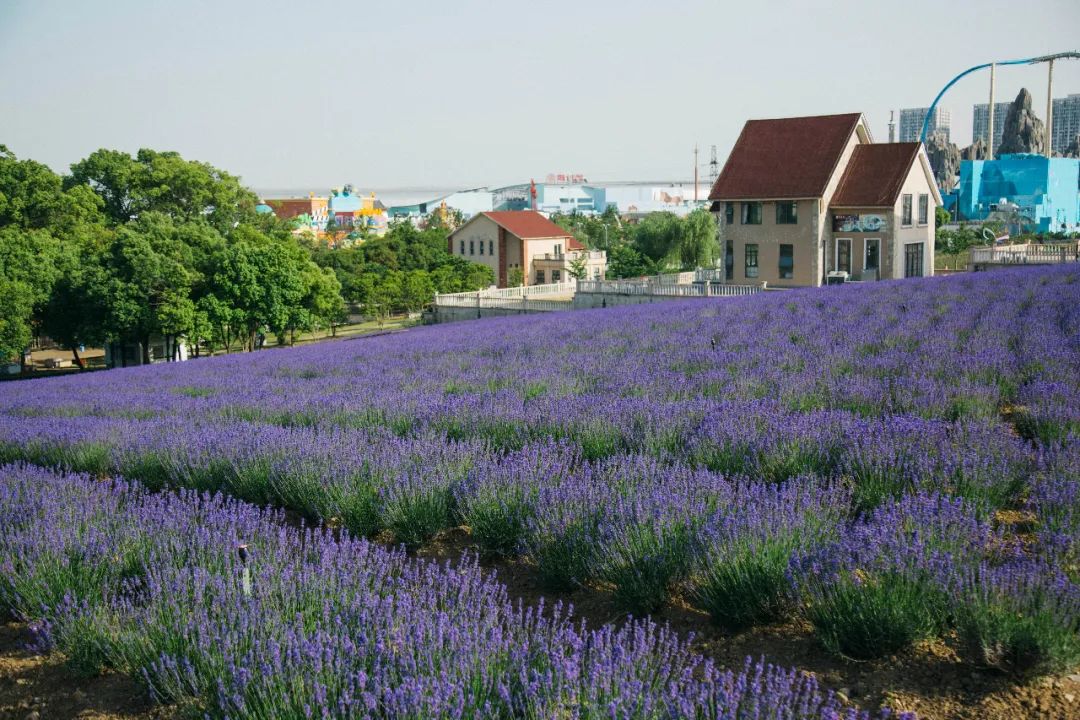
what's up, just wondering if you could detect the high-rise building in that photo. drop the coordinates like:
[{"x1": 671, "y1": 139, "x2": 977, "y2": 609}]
[
  {"x1": 1051, "y1": 94, "x2": 1080, "y2": 155},
  {"x1": 972, "y1": 102, "x2": 1011, "y2": 155},
  {"x1": 898, "y1": 107, "x2": 950, "y2": 143}
]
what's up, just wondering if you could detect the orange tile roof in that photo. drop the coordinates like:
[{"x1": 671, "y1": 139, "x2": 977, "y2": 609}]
[{"x1": 482, "y1": 211, "x2": 573, "y2": 240}]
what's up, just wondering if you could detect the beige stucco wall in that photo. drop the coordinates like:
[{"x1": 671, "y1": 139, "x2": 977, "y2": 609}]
[
  {"x1": 717, "y1": 199, "x2": 823, "y2": 288},
  {"x1": 450, "y1": 215, "x2": 501, "y2": 280},
  {"x1": 890, "y1": 157, "x2": 937, "y2": 278}
]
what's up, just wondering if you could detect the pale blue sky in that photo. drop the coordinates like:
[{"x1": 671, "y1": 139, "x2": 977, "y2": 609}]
[{"x1": 2, "y1": 0, "x2": 1078, "y2": 191}]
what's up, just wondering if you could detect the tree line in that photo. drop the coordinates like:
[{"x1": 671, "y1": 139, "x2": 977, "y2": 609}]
[
  {"x1": 0, "y1": 146, "x2": 493, "y2": 367},
  {"x1": 552, "y1": 206, "x2": 720, "y2": 279}
]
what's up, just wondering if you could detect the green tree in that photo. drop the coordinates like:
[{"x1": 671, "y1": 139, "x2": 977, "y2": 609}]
[
  {"x1": 401, "y1": 270, "x2": 436, "y2": 313},
  {"x1": 507, "y1": 267, "x2": 524, "y2": 288},
  {"x1": 67, "y1": 148, "x2": 258, "y2": 231},
  {"x1": 678, "y1": 209, "x2": 720, "y2": 270},
  {"x1": 631, "y1": 212, "x2": 681, "y2": 268},
  {"x1": 568, "y1": 252, "x2": 589, "y2": 280},
  {"x1": 935, "y1": 206, "x2": 951, "y2": 228},
  {"x1": 607, "y1": 243, "x2": 655, "y2": 278}
]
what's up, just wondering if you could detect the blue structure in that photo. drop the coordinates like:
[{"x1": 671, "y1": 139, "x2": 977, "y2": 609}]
[{"x1": 957, "y1": 154, "x2": 1080, "y2": 233}]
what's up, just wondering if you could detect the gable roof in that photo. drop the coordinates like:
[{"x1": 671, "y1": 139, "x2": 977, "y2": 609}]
[
  {"x1": 708, "y1": 113, "x2": 863, "y2": 201},
  {"x1": 830, "y1": 143, "x2": 922, "y2": 208},
  {"x1": 481, "y1": 211, "x2": 574, "y2": 240}
]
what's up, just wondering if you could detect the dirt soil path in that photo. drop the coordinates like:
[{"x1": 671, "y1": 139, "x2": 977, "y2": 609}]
[{"x1": 0, "y1": 622, "x2": 176, "y2": 720}]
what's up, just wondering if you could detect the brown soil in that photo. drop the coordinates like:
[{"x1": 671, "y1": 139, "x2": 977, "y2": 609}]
[{"x1": 0, "y1": 622, "x2": 176, "y2": 720}]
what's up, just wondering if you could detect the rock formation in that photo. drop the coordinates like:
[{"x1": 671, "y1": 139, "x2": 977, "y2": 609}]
[
  {"x1": 997, "y1": 88, "x2": 1045, "y2": 155},
  {"x1": 960, "y1": 139, "x2": 988, "y2": 161},
  {"x1": 1063, "y1": 134, "x2": 1080, "y2": 159},
  {"x1": 924, "y1": 130, "x2": 960, "y2": 188}
]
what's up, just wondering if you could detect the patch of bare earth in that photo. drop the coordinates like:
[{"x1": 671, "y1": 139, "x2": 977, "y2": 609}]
[{"x1": 0, "y1": 622, "x2": 176, "y2": 720}]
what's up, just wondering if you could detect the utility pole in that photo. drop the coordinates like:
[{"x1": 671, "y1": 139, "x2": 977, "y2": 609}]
[
  {"x1": 1046, "y1": 59, "x2": 1055, "y2": 158},
  {"x1": 709, "y1": 145, "x2": 719, "y2": 186},
  {"x1": 988, "y1": 63, "x2": 996, "y2": 159},
  {"x1": 693, "y1": 144, "x2": 699, "y2": 202}
]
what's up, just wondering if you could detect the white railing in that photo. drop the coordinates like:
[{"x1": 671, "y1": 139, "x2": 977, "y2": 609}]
[
  {"x1": 479, "y1": 298, "x2": 571, "y2": 311},
  {"x1": 576, "y1": 279, "x2": 763, "y2": 297},
  {"x1": 533, "y1": 250, "x2": 606, "y2": 261},
  {"x1": 435, "y1": 281, "x2": 576, "y2": 303},
  {"x1": 971, "y1": 243, "x2": 1079, "y2": 265},
  {"x1": 653, "y1": 271, "x2": 696, "y2": 285}
]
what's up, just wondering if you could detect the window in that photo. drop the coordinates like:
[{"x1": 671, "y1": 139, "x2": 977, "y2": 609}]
[
  {"x1": 593, "y1": 267, "x2": 601, "y2": 280},
  {"x1": 864, "y1": 238, "x2": 880, "y2": 270},
  {"x1": 725, "y1": 203, "x2": 735, "y2": 225},
  {"x1": 725, "y1": 239, "x2": 734, "y2": 281},
  {"x1": 741, "y1": 202, "x2": 762, "y2": 224},
  {"x1": 744, "y1": 243, "x2": 759, "y2": 278},
  {"x1": 904, "y1": 242, "x2": 924, "y2": 278},
  {"x1": 779, "y1": 244, "x2": 794, "y2": 279},
  {"x1": 469, "y1": 240, "x2": 475, "y2": 255},
  {"x1": 459, "y1": 240, "x2": 465, "y2": 254},
  {"x1": 901, "y1": 194, "x2": 913, "y2": 226},
  {"x1": 776, "y1": 201, "x2": 798, "y2": 224},
  {"x1": 489, "y1": 240, "x2": 494, "y2": 255},
  {"x1": 536, "y1": 270, "x2": 545, "y2": 283},
  {"x1": 479, "y1": 240, "x2": 484, "y2": 255},
  {"x1": 836, "y1": 238, "x2": 851, "y2": 273},
  {"x1": 555, "y1": 244, "x2": 562, "y2": 255},
  {"x1": 552, "y1": 269, "x2": 562, "y2": 282},
  {"x1": 918, "y1": 194, "x2": 929, "y2": 225}
]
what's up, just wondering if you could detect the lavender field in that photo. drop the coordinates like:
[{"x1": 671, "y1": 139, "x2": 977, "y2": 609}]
[{"x1": 1, "y1": 265, "x2": 1079, "y2": 718}]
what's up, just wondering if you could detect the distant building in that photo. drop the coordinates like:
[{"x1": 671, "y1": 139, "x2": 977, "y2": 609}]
[
  {"x1": 328, "y1": 185, "x2": 388, "y2": 236},
  {"x1": 388, "y1": 188, "x2": 494, "y2": 219},
  {"x1": 957, "y1": 154, "x2": 1080, "y2": 233},
  {"x1": 973, "y1": 102, "x2": 1011, "y2": 155},
  {"x1": 899, "y1": 106, "x2": 950, "y2": 143},
  {"x1": 447, "y1": 211, "x2": 606, "y2": 287},
  {"x1": 264, "y1": 195, "x2": 329, "y2": 233},
  {"x1": 709, "y1": 113, "x2": 940, "y2": 287},
  {"x1": 1051, "y1": 94, "x2": 1080, "y2": 156}
]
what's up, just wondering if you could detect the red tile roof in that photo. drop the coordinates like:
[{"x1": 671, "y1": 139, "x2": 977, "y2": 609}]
[
  {"x1": 830, "y1": 143, "x2": 921, "y2": 208},
  {"x1": 708, "y1": 113, "x2": 863, "y2": 201},
  {"x1": 481, "y1": 211, "x2": 574, "y2": 240}
]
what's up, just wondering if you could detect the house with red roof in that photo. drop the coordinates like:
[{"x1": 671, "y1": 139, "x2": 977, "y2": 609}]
[
  {"x1": 708, "y1": 113, "x2": 940, "y2": 287},
  {"x1": 447, "y1": 211, "x2": 607, "y2": 287}
]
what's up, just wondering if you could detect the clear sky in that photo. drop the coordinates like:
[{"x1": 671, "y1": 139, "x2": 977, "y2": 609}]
[{"x1": 2, "y1": 0, "x2": 1078, "y2": 192}]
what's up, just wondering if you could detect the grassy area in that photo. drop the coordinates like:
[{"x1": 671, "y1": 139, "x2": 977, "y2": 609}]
[
  {"x1": 204, "y1": 316, "x2": 419, "y2": 354},
  {"x1": 935, "y1": 249, "x2": 970, "y2": 271}
]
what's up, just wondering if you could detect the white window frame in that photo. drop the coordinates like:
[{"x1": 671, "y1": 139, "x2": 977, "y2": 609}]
[
  {"x1": 834, "y1": 237, "x2": 852, "y2": 273},
  {"x1": 864, "y1": 238, "x2": 880, "y2": 270},
  {"x1": 901, "y1": 194, "x2": 913, "y2": 227},
  {"x1": 917, "y1": 194, "x2": 929, "y2": 226}
]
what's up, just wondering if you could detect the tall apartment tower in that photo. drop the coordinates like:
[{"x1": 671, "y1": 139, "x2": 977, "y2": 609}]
[
  {"x1": 973, "y1": 102, "x2": 1011, "y2": 155},
  {"x1": 1051, "y1": 94, "x2": 1080, "y2": 155},
  {"x1": 898, "y1": 107, "x2": 950, "y2": 143}
]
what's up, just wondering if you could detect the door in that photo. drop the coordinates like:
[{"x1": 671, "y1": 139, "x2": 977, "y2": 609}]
[
  {"x1": 835, "y1": 238, "x2": 851, "y2": 273},
  {"x1": 864, "y1": 238, "x2": 880, "y2": 280},
  {"x1": 904, "y1": 242, "x2": 924, "y2": 278}
]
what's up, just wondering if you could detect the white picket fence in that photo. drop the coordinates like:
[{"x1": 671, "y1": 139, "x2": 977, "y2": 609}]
[
  {"x1": 970, "y1": 243, "x2": 1079, "y2": 265},
  {"x1": 576, "y1": 280, "x2": 763, "y2": 297}
]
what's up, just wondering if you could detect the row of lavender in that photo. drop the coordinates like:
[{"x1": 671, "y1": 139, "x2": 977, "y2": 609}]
[
  {"x1": 1, "y1": 267, "x2": 1077, "y2": 445},
  {"x1": 0, "y1": 463, "x2": 903, "y2": 719},
  {"x1": 0, "y1": 267, "x2": 1077, "y2": 679},
  {"x1": 0, "y1": 412, "x2": 1076, "y2": 673}
]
